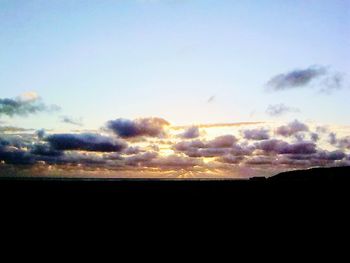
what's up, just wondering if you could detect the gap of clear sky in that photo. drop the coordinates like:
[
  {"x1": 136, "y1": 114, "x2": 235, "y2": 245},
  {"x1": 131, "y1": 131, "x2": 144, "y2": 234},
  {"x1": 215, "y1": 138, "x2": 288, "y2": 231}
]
[{"x1": 1, "y1": 0, "x2": 349, "y2": 130}]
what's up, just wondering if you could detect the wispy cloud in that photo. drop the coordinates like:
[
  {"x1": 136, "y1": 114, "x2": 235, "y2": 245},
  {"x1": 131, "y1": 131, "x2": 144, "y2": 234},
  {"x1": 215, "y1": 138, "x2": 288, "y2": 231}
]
[
  {"x1": 266, "y1": 103, "x2": 300, "y2": 117},
  {"x1": 61, "y1": 116, "x2": 83, "y2": 126}
]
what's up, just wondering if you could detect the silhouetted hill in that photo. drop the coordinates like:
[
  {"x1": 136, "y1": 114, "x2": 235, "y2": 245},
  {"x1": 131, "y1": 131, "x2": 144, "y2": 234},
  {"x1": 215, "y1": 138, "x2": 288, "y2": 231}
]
[{"x1": 268, "y1": 166, "x2": 350, "y2": 182}]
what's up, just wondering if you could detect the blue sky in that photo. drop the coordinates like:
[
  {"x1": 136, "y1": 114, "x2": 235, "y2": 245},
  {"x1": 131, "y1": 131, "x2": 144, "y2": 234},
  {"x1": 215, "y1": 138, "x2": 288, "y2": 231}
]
[
  {"x1": 1, "y1": 0, "x2": 350, "y2": 178},
  {"x1": 1, "y1": 0, "x2": 349, "y2": 129}
]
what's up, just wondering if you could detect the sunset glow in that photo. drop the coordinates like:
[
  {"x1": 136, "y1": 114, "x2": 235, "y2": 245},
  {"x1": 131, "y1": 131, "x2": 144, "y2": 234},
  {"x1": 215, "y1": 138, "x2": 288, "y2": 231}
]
[{"x1": 1, "y1": 0, "x2": 349, "y2": 178}]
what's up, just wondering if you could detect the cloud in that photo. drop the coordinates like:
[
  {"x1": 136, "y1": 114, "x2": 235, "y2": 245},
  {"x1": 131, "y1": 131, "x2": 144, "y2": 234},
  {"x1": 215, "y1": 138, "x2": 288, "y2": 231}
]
[
  {"x1": 149, "y1": 155, "x2": 203, "y2": 169},
  {"x1": 30, "y1": 144, "x2": 63, "y2": 157},
  {"x1": 256, "y1": 139, "x2": 316, "y2": 155},
  {"x1": 320, "y1": 72, "x2": 345, "y2": 93},
  {"x1": 124, "y1": 152, "x2": 158, "y2": 166},
  {"x1": 266, "y1": 104, "x2": 300, "y2": 117},
  {"x1": 314, "y1": 150, "x2": 346, "y2": 161},
  {"x1": 266, "y1": 65, "x2": 345, "y2": 92},
  {"x1": 1, "y1": 117, "x2": 348, "y2": 178},
  {"x1": 179, "y1": 126, "x2": 200, "y2": 139},
  {"x1": 245, "y1": 156, "x2": 274, "y2": 165},
  {"x1": 107, "y1": 117, "x2": 170, "y2": 138},
  {"x1": 0, "y1": 148, "x2": 34, "y2": 165},
  {"x1": 36, "y1": 129, "x2": 46, "y2": 139},
  {"x1": 218, "y1": 155, "x2": 245, "y2": 164},
  {"x1": 174, "y1": 135, "x2": 244, "y2": 158},
  {"x1": 61, "y1": 116, "x2": 83, "y2": 126},
  {"x1": 46, "y1": 133, "x2": 127, "y2": 152},
  {"x1": 174, "y1": 139, "x2": 206, "y2": 152},
  {"x1": 243, "y1": 128, "x2": 270, "y2": 140},
  {"x1": 207, "y1": 135, "x2": 237, "y2": 148},
  {"x1": 267, "y1": 66, "x2": 327, "y2": 90},
  {"x1": 123, "y1": 146, "x2": 142, "y2": 155},
  {"x1": 0, "y1": 137, "x2": 34, "y2": 164},
  {"x1": 0, "y1": 92, "x2": 60, "y2": 118},
  {"x1": 275, "y1": 120, "x2": 309, "y2": 137}
]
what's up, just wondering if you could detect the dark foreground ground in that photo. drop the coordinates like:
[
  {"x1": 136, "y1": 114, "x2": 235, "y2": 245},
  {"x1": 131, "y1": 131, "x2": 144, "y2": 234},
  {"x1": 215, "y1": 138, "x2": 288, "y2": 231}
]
[
  {"x1": 0, "y1": 166, "x2": 349, "y2": 199},
  {"x1": 1, "y1": 166, "x2": 350, "y2": 226}
]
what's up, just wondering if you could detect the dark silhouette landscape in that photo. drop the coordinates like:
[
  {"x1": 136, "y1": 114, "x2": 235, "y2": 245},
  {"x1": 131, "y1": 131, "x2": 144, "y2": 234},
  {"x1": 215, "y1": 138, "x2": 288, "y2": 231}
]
[{"x1": 1, "y1": 166, "x2": 349, "y2": 197}]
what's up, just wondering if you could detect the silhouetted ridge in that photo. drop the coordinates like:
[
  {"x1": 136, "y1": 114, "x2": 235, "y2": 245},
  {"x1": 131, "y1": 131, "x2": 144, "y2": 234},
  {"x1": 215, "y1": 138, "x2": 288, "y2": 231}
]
[{"x1": 269, "y1": 166, "x2": 350, "y2": 182}]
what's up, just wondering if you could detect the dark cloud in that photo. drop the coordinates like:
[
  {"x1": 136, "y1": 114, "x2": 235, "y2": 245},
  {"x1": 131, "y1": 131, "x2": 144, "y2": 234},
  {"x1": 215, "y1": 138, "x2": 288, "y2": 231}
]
[
  {"x1": 36, "y1": 129, "x2": 46, "y2": 140},
  {"x1": 61, "y1": 116, "x2": 83, "y2": 126},
  {"x1": 107, "y1": 117, "x2": 170, "y2": 138},
  {"x1": 0, "y1": 93, "x2": 60, "y2": 118},
  {"x1": 46, "y1": 133, "x2": 127, "y2": 152},
  {"x1": 266, "y1": 104, "x2": 300, "y2": 117},
  {"x1": 243, "y1": 128, "x2": 270, "y2": 140},
  {"x1": 179, "y1": 126, "x2": 200, "y2": 139},
  {"x1": 30, "y1": 144, "x2": 63, "y2": 157},
  {"x1": 0, "y1": 137, "x2": 34, "y2": 164},
  {"x1": 266, "y1": 65, "x2": 346, "y2": 92},
  {"x1": 275, "y1": 120, "x2": 309, "y2": 137},
  {"x1": 267, "y1": 66, "x2": 327, "y2": 90},
  {"x1": 314, "y1": 150, "x2": 346, "y2": 161},
  {"x1": 0, "y1": 135, "x2": 30, "y2": 149},
  {"x1": 256, "y1": 139, "x2": 316, "y2": 155},
  {"x1": 0, "y1": 148, "x2": 34, "y2": 165}
]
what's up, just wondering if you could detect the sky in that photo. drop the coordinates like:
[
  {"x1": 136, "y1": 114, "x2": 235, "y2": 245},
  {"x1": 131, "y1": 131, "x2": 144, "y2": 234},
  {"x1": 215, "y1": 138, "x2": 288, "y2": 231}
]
[{"x1": 0, "y1": 0, "x2": 350, "y2": 178}]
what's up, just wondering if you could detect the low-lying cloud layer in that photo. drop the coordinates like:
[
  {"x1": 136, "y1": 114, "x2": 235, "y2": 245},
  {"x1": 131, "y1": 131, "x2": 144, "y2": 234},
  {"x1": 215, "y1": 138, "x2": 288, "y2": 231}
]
[{"x1": 0, "y1": 116, "x2": 349, "y2": 178}]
